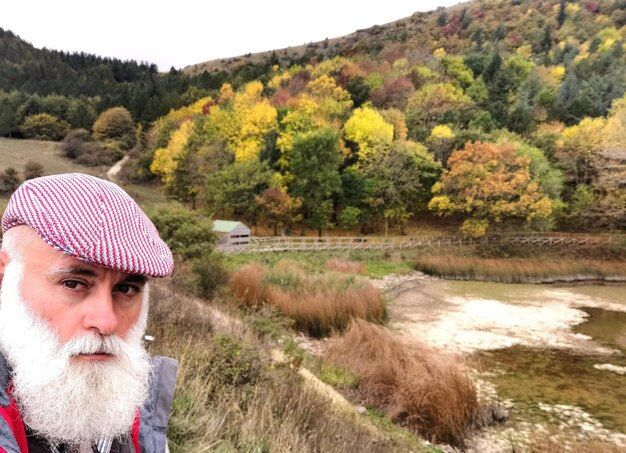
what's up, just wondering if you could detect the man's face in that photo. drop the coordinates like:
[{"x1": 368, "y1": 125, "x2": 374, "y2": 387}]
[
  {"x1": 0, "y1": 227, "x2": 153, "y2": 445},
  {"x1": 2, "y1": 227, "x2": 146, "y2": 349}
]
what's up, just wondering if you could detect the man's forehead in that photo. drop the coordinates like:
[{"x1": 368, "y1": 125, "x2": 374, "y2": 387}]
[{"x1": 45, "y1": 253, "x2": 148, "y2": 283}]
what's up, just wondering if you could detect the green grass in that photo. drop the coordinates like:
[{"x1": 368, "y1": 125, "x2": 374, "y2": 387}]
[{"x1": 224, "y1": 250, "x2": 415, "y2": 278}]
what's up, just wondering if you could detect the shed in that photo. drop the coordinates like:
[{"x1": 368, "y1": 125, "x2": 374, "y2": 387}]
[{"x1": 213, "y1": 220, "x2": 251, "y2": 246}]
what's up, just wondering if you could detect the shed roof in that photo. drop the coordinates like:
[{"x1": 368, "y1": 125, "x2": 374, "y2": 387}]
[{"x1": 213, "y1": 220, "x2": 248, "y2": 233}]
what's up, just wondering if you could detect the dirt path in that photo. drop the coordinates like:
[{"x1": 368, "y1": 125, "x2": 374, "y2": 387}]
[{"x1": 106, "y1": 154, "x2": 129, "y2": 181}]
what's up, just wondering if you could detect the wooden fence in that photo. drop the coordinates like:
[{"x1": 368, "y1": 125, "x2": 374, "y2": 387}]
[{"x1": 217, "y1": 233, "x2": 619, "y2": 254}]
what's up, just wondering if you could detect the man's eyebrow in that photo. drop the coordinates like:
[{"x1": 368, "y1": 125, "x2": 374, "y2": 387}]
[
  {"x1": 48, "y1": 266, "x2": 99, "y2": 278},
  {"x1": 122, "y1": 274, "x2": 148, "y2": 284}
]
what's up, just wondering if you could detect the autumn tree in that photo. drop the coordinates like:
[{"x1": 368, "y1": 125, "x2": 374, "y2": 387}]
[
  {"x1": 343, "y1": 106, "x2": 394, "y2": 164},
  {"x1": 362, "y1": 140, "x2": 441, "y2": 235},
  {"x1": 255, "y1": 186, "x2": 302, "y2": 235},
  {"x1": 19, "y1": 113, "x2": 69, "y2": 141},
  {"x1": 150, "y1": 120, "x2": 194, "y2": 185},
  {"x1": 211, "y1": 81, "x2": 278, "y2": 162},
  {"x1": 405, "y1": 82, "x2": 472, "y2": 141},
  {"x1": 429, "y1": 142, "x2": 554, "y2": 236},
  {"x1": 427, "y1": 124, "x2": 456, "y2": 164},
  {"x1": 289, "y1": 128, "x2": 343, "y2": 237},
  {"x1": 92, "y1": 107, "x2": 135, "y2": 149},
  {"x1": 556, "y1": 116, "x2": 605, "y2": 185}
]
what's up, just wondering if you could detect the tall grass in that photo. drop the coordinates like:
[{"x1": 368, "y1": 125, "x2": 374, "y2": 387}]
[
  {"x1": 146, "y1": 281, "x2": 428, "y2": 453},
  {"x1": 324, "y1": 320, "x2": 480, "y2": 448},
  {"x1": 415, "y1": 255, "x2": 626, "y2": 283},
  {"x1": 229, "y1": 262, "x2": 385, "y2": 337},
  {"x1": 324, "y1": 258, "x2": 366, "y2": 274}
]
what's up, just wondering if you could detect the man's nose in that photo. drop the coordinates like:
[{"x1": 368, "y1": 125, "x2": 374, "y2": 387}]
[{"x1": 83, "y1": 290, "x2": 119, "y2": 335}]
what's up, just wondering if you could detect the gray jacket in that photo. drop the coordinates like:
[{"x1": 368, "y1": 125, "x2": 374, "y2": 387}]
[{"x1": 0, "y1": 354, "x2": 178, "y2": 453}]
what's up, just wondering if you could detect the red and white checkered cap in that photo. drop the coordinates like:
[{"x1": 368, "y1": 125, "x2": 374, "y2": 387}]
[{"x1": 1, "y1": 173, "x2": 174, "y2": 277}]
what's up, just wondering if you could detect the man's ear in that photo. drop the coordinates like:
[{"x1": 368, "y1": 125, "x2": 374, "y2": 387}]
[{"x1": 0, "y1": 250, "x2": 9, "y2": 284}]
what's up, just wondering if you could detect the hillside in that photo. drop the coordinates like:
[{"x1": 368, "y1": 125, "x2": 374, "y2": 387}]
[
  {"x1": 0, "y1": 28, "x2": 226, "y2": 134},
  {"x1": 182, "y1": 2, "x2": 471, "y2": 75},
  {"x1": 142, "y1": 0, "x2": 626, "y2": 236}
]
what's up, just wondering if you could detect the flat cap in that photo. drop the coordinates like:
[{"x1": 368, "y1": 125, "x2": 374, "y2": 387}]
[{"x1": 2, "y1": 173, "x2": 174, "y2": 277}]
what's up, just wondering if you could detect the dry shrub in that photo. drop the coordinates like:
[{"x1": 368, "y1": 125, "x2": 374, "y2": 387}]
[
  {"x1": 415, "y1": 255, "x2": 626, "y2": 283},
  {"x1": 228, "y1": 263, "x2": 267, "y2": 305},
  {"x1": 228, "y1": 262, "x2": 384, "y2": 337},
  {"x1": 325, "y1": 258, "x2": 366, "y2": 274},
  {"x1": 325, "y1": 320, "x2": 479, "y2": 448}
]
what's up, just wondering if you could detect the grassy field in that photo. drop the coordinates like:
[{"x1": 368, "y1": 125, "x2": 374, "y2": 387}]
[
  {"x1": 0, "y1": 138, "x2": 102, "y2": 176},
  {"x1": 0, "y1": 138, "x2": 168, "y2": 211}
]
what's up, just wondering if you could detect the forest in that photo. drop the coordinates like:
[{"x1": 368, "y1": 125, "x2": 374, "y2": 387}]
[{"x1": 2, "y1": 0, "x2": 625, "y2": 236}]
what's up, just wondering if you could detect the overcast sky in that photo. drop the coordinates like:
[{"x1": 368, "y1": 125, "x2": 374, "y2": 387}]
[{"x1": 3, "y1": 1, "x2": 461, "y2": 71}]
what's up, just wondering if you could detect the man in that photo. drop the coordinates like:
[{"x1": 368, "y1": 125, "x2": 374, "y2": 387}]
[{"x1": 0, "y1": 173, "x2": 177, "y2": 453}]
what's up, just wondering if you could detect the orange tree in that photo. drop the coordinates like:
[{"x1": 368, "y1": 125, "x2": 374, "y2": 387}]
[{"x1": 428, "y1": 141, "x2": 553, "y2": 236}]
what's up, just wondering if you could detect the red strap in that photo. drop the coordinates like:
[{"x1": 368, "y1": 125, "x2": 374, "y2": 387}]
[
  {"x1": 0, "y1": 384, "x2": 28, "y2": 453},
  {"x1": 131, "y1": 411, "x2": 140, "y2": 452}
]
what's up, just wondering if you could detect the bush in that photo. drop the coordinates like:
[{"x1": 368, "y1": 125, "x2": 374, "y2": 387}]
[
  {"x1": 23, "y1": 161, "x2": 44, "y2": 180},
  {"x1": 59, "y1": 129, "x2": 121, "y2": 167},
  {"x1": 325, "y1": 320, "x2": 480, "y2": 448},
  {"x1": 92, "y1": 107, "x2": 135, "y2": 150},
  {"x1": 229, "y1": 261, "x2": 384, "y2": 337},
  {"x1": 59, "y1": 129, "x2": 91, "y2": 159},
  {"x1": 190, "y1": 252, "x2": 229, "y2": 299},
  {"x1": 148, "y1": 206, "x2": 216, "y2": 260},
  {"x1": 20, "y1": 113, "x2": 70, "y2": 141},
  {"x1": 0, "y1": 167, "x2": 21, "y2": 194}
]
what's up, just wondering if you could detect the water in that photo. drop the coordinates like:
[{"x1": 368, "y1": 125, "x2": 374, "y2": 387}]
[
  {"x1": 468, "y1": 284, "x2": 626, "y2": 433},
  {"x1": 386, "y1": 276, "x2": 626, "y2": 441}
]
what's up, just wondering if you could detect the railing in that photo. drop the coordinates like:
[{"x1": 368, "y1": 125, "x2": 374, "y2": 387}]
[{"x1": 217, "y1": 233, "x2": 620, "y2": 254}]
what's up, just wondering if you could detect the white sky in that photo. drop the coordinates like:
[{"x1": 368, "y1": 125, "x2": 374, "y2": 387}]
[{"x1": 2, "y1": 1, "x2": 461, "y2": 71}]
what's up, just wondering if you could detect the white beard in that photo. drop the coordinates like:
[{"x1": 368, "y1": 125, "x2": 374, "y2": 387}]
[{"x1": 0, "y1": 259, "x2": 152, "y2": 447}]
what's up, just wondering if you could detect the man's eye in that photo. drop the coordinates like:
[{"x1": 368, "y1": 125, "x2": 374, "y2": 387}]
[
  {"x1": 116, "y1": 284, "x2": 140, "y2": 296},
  {"x1": 62, "y1": 280, "x2": 82, "y2": 289}
]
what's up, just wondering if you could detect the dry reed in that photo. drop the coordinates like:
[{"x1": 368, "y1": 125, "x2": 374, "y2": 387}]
[
  {"x1": 228, "y1": 262, "x2": 384, "y2": 337},
  {"x1": 324, "y1": 258, "x2": 366, "y2": 274},
  {"x1": 146, "y1": 280, "x2": 422, "y2": 453},
  {"x1": 415, "y1": 255, "x2": 626, "y2": 283},
  {"x1": 325, "y1": 320, "x2": 480, "y2": 448}
]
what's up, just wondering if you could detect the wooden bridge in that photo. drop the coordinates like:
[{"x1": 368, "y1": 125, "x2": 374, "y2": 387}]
[{"x1": 217, "y1": 233, "x2": 620, "y2": 254}]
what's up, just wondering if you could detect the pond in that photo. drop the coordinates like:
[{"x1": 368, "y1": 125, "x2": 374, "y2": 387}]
[{"x1": 381, "y1": 274, "x2": 626, "y2": 449}]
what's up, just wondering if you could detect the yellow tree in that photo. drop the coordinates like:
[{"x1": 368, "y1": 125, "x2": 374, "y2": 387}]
[
  {"x1": 405, "y1": 82, "x2": 471, "y2": 141},
  {"x1": 602, "y1": 93, "x2": 626, "y2": 150},
  {"x1": 556, "y1": 116, "x2": 605, "y2": 184},
  {"x1": 305, "y1": 75, "x2": 353, "y2": 124},
  {"x1": 209, "y1": 81, "x2": 278, "y2": 162},
  {"x1": 342, "y1": 106, "x2": 394, "y2": 165},
  {"x1": 429, "y1": 142, "x2": 553, "y2": 237},
  {"x1": 150, "y1": 120, "x2": 194, "y2": 185},
  {"x1": 275, "y1": 75, "x2": 351, "y2": 174},
  {"x1": 427, "y1": 124, "x2": 456, "y2": 164}
]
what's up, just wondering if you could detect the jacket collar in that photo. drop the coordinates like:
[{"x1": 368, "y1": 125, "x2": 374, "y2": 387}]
[{"x1": 0, "y1": 353, "x2": 11, "y2": 407}]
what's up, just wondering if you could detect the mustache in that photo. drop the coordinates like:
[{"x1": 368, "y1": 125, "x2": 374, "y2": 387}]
[{"x1": 61, "y1": 334, "x2": 124, "y2": 356}]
